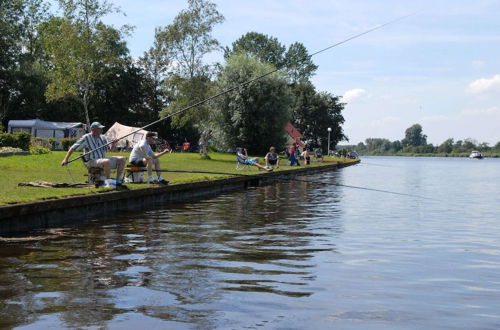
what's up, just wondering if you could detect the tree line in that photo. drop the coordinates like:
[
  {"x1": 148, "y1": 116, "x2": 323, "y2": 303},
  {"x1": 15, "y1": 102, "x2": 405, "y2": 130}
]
[
  {"x1": 0, "y1": 0, "x2": 346, "y2": 155},
  {"x1": 342, "y1": 124, "x2": 500, "y2": 157}
]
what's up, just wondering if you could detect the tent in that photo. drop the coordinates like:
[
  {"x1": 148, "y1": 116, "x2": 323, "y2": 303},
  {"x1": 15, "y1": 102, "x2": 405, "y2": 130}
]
[
  {"x1": 105, "y1": 122, "x2": 154, "y2": 150},
  {"x1": 7, "y1": 119, "x2": 85, "y2": 140}
]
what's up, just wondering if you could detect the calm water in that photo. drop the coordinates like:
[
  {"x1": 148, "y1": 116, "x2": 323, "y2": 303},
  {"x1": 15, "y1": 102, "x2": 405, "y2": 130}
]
[{"x1": 1, "y1": 156, "x2": 500, "y2": 329}]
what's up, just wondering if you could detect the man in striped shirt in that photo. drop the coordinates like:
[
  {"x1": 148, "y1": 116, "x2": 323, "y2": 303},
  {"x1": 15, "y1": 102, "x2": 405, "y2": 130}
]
[{"x1": 61, "y1": 122, "x2": 126, "y2": 185}]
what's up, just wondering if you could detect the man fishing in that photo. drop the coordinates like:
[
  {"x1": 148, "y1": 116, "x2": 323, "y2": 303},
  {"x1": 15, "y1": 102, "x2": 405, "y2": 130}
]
[
  {"x1": 129, "y1": 131, "x2": 170, "y2": 184},
  {"x1": 61, "y1": 122, "x2": 126, "y2": 187}
]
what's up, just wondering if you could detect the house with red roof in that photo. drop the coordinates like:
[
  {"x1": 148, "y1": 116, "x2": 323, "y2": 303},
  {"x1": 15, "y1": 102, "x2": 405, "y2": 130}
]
[{"x1": 285, "y1": 122, "x2": 305, "y2": 148}]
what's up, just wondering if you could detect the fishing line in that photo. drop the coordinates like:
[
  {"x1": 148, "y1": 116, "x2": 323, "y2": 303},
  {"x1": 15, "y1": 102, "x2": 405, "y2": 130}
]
[
  {"x1": 65, "y1": 12, "x2": 418, "y2": 165},
  {"x1": 65, "y1": 166, "x2": 76, "y2": 183},
  {"x1": 145, "y1": 169, "x2": 435, "y2": 200}
]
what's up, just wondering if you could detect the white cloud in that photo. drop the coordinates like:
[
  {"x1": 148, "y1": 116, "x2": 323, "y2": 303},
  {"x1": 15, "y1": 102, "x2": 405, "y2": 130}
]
[
  {"x1": 343, "y1": 88, "x2": 366, "y2": 103},
  {"x1": 461, "y1": 106, "x2": 500, "y2": 116},
  {"x1": 467, "y1": 74, "x2": 500, "y2": 94}
]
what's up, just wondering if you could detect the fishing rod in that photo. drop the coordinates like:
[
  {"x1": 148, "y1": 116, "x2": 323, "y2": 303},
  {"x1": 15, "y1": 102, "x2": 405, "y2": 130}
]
[
  {"x1": 144, "y1": 169, "x2": 435, "y2": 200},
  {"x1": 65, "y1": 12, "x2": 418, "y2": 165}
]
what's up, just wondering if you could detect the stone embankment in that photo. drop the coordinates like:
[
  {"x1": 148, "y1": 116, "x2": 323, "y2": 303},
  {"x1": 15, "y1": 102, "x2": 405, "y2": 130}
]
[{"x1": 0, "y1": 161, "x2": 359, "y2": 236}]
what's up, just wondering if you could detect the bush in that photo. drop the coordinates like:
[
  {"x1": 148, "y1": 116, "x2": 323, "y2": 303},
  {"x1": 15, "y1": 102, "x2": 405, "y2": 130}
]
[
  {"x1": 0, "y1": 147, "x2": 24, "y2": 153},
  {"x1": 0, "y1": 133, "x2": 15, "y2": 148},
  {"x1": 32, "y1": 137, "x2": 59, "y2": 150},
  {"x1": 0, "y1": 131, "x2": 31, "y2": 150},
  {"x1": 30, "y1": 146, "x2": 51, "y2": 155},
  {"x1": 61, "y1": 138, "x2": 77, "y2": 151}
]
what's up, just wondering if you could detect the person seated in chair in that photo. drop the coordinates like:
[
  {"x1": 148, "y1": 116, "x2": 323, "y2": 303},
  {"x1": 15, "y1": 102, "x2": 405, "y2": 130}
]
[
  {"x1": 129, "y1": 132, "x2": 170, "y2": 183},
  {"x1": 236, "y1": 147, "x2": 272, "y2": 172},
  {"x1": 314, "y1": 148, "x2": 324, "y2": 162},
  {"x1": 265, "y1": 146, "x2": 280, "y2": 169},
  {"x1": 61, "y1": 121, "x2": 125, "y2": 188}
]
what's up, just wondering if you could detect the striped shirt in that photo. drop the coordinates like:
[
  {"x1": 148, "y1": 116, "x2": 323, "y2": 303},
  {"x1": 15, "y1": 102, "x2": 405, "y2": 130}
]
[{"x1": 71, "y1": 133, "x2": 109, "y2": 162}]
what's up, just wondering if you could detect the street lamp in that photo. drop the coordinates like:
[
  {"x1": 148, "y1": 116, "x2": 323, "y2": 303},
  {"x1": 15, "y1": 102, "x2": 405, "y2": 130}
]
[{"x1": 327, "y1": 127, "x2": 332, "y2": 157}]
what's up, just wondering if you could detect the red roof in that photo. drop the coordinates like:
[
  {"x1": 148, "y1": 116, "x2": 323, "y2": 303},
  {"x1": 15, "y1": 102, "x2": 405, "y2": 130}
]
[{"x1": 285, "y1": 122, "x2": 305, "y2": 147}]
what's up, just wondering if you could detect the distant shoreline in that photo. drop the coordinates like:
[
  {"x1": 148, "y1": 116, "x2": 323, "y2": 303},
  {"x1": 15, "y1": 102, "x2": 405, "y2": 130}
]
[{"x1": 356, "y1": 153, "x2": 499, "y2": 158}]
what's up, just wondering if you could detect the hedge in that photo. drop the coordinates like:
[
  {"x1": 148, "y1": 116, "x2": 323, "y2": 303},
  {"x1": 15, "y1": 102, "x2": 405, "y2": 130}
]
[
  {"x1": 0, "y1": 131, "x2": 31, "y2": 151},
  {"x1": 61, "y1": 138, "x2": 77, "y2": 151}
]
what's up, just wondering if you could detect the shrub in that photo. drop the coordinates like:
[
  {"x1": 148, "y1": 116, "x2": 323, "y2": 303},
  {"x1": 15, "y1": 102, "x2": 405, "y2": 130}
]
[
  {"x1": 0, "y1": 133, "x2": 15, "y2": 148},
  {"x1": 61, "y1": 138, "x2": 77, "y2": 151},
  {"x1": 0, "y1": 147, "x2": 24, "y2": 153},
  {"x1": 0, "y1": 131, "x2": 31, "y2": 150},
  {"x1": 32, "y1": 137, "x2": 59, "y2": 150},
  {"x1": 30, "y1": 146, "x2": 51, "y2": 155}
]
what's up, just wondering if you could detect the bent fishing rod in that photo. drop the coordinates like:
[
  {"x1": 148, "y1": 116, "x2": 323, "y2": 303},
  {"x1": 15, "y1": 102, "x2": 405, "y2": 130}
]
[
  {"x1": 143, "y1": 169, "x2": 435, "y2": 201},
  {"x1": 65, "y1": 12, "x2": 417, "y2": 165}
]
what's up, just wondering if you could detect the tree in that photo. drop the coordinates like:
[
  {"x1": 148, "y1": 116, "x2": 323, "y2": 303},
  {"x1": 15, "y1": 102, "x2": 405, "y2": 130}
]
[
  {"x1": 224, "y1": 32, "x2": 286, "y2": 69},
  {"x1": 401, "y1": 124, "x2": 427, "y2": 147},
  {"x1": 438, "y1": 138, "x2": 454, "y2": 153},
  {"x1": 0, "y1": 0, "x2": 58, "y2": 127},
  {"x1": 225, "y1": 34, "x2": 317, "y2": 85},
  {"x1": 156, "y1": 0, "x2": 224, "y2": 141},
  {"x1": 284, "y1": 42, "x2": 317, "y2": 84},
  {"x1": 156, "y1": 0, "x2": 224, "y2": 79},
  {"x1": 40, "y1": 0, "x2": 131, "y2": 128},
  {"x1": 290, "y1": 82, "x2": 346, "y2": 151},
  {"x1": 209, "y1": 54, "x2": 292, "y2": 154}
]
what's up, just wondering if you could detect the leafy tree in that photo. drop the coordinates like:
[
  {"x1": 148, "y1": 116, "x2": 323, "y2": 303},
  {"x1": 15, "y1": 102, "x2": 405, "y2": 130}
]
[
  {"x1": 1, "y1": 0, "x2": 49, "y2": 126},
  {"x1": 290, "y1": 82, "x2": 346, "y2": 151},
  {"x1": 224, "y1": 32, "x2": 286, "y2": 69},
  {"x1": 438, "y1": 138, "x2": 454, "y2": 153},
  {"x1": 462, "y1": 138, "x2": 477, "y2": 151},
  {"x1": 139, "y1": 29, "x2": 173, "y2": 119},
  {"x1": 391, "y1": 140, "x2": 403, "y2": 152},
  {"x1": 209, "y1": 54, "x2": 292, "y2": 154},
  {"x1": 493, "y1": 141, "x2": 500, "y2": 152},
  {"x1": 284, "y1": 42, "x2": 317, "y2": 84},
  {"x1": 156, "y1": 0, "x2": 224, "y2": 79},
  {"x1": 156, "y1": 0, "x2": 224, "y2": 141},
  {"x1": 401, "y1": 123, "x2": 427, "y2": 147},
  {"x1": 90, "y1": 62, "x2": 146, "y2": 127},
  {"x1": 40, "y1": 0, "x2": 131, "y2": 128}
]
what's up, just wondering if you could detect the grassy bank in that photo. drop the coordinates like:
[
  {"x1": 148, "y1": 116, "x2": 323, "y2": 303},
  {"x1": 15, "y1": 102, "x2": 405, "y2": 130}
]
[{"x1": 0, "y1": 151, "x2": 357, "y2": 206}]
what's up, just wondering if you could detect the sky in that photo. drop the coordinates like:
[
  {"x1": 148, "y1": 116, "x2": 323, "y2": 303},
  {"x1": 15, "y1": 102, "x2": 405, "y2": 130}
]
[{"x1": 51, "y1": 0, "x2": 500, "y2": 145}]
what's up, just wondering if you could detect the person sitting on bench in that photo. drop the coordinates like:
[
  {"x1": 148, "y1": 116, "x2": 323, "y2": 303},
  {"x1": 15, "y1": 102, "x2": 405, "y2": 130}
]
[
  {"x1": 129, "y1": 132, "x2": 170, "y2": 183},
  {"x1": 236, "y1": 147, "x2": 272, "y2": 172}
]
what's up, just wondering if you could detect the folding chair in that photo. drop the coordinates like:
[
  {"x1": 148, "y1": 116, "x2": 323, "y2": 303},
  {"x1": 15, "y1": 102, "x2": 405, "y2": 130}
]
[{"x1": 236, "y1": 154, "x2": 251, "y2": 171}]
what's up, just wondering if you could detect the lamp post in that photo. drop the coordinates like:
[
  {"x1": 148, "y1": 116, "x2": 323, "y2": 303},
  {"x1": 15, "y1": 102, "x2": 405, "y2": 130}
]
[{"x1": 327, "y1": 127, "x2": 332, "y2": 156}]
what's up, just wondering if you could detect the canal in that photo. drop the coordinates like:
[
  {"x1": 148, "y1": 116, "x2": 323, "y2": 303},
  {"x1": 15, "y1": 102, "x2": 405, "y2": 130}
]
[{"x1": 1, "y1": 156, "x2": 499, "y2": 329}]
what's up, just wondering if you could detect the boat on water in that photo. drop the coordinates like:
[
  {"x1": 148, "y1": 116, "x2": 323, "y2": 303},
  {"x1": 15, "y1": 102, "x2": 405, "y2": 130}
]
[{"x1": 469, "y1": 150, "x2": 484, "y2": 159}]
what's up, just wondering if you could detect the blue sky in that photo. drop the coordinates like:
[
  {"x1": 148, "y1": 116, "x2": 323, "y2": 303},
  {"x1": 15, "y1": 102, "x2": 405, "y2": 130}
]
[{"x1": 53, "y1": 0, "x2": 500, "y2": 145}]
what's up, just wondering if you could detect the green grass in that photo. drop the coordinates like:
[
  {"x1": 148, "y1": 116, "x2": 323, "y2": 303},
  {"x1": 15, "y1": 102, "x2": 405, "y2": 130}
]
[{"x1": 0, "y1": 151, "x2": 357, "y2": 206}]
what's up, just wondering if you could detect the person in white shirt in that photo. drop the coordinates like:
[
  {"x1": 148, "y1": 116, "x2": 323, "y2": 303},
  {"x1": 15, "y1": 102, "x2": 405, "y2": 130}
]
[{"x1": 129, "y1": 132, "x2": 170, "y2": 183}]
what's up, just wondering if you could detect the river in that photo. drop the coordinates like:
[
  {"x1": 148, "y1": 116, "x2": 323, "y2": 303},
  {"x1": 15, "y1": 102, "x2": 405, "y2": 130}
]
[{"x1": 1, "y1": 156, "x2": 499, "y2": 329}]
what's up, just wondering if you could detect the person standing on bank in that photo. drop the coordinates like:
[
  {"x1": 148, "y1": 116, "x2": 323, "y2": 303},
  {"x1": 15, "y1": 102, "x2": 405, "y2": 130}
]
[
  {"x1": 288, "y1": 143, "x2": 300, "y2": 166},
  {"x1": 129, "y1": 132, "x2": 170, "y2": 183},
  {"x1": 61, "y1": 122, "x2": 125, "y2": 187}
]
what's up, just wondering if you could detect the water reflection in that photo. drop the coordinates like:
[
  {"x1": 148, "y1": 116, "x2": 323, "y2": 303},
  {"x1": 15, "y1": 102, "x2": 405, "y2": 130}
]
[{"x1": 0, "y1": 175, "x2": 344, "y2": 328}]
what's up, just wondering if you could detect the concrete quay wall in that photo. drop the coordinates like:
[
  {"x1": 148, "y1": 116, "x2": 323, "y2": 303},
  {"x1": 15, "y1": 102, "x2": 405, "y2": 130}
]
[{"x1": 0, "y1": 161, "x2": 358, "y2": 236}]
